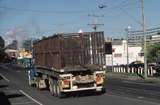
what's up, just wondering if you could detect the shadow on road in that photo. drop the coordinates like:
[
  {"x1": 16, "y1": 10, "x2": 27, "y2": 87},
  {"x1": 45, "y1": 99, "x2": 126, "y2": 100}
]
[
  {"x1": 0, "y1": 85, "x2": 8, "y2": 88},
  {"x1": 0, "y1": 92, "x2": 25, "y2": 105},
  {"x1": 0, "y1": 75, "x2": 9, "y2": 88},
  {"x1": 61, "y1": 89, "x2": 106, "y2": 99},
  {"x1": 0, "y1": 75, "x2": 3, "y2": 80},
  {"x1": 7, "y1": 93, "x2": 25, "y2": 99},
  {"x1": 0, "y1": 92, "x2": 11, "y2": 105}
]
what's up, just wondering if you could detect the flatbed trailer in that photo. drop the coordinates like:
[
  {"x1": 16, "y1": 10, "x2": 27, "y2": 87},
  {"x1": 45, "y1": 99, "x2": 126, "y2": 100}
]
[{"x1": 28, "y1": 31, "x2": 106, "y2": 97}]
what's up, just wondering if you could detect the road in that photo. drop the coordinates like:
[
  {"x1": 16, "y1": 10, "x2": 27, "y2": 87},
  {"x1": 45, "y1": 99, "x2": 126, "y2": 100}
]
[{"x1": 0, "y1": 64, "x2": 160, "y2": 105}]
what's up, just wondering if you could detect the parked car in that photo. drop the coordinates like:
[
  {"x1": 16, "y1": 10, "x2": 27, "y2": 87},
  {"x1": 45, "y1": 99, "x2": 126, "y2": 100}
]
[
  {"x1": 154, "y1": 59, "x2": 160, "y2": 76},
  {"x1": 129, "y1": 61, "x2": 144, "y2": 68}
]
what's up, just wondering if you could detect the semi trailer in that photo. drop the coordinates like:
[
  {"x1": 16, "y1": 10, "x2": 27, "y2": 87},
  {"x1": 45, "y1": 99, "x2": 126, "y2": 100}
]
[{"x1": 28, "y1": 31, "x2": 106, "y2": 97}]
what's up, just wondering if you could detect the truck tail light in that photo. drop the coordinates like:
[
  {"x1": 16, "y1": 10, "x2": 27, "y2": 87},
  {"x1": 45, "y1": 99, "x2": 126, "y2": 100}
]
[
  {"x1": 96, "y1": 74, "x2": 104, "y2": 85},
  {"x1": 61, "y1": 79, "x2": 70, "y2": 88}
]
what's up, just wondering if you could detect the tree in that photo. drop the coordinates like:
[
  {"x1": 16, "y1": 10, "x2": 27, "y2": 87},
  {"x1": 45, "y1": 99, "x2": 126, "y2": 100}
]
[
  {"x1": 0, "y1": 36, "x2": 7, "y2": 63},
  {"x1": 147, "y1": 42, "x2": 160, "y2": 63},
  {"x1": 0, "y1": 36, "x2": 5, "y2": 50}
]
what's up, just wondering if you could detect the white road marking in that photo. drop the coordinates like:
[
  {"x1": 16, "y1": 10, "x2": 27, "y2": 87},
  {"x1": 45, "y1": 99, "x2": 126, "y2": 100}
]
[
  {"x1": 0, "y1": 73, "x2": 10, "y2": 82},
  {"x1": 12, "y1": 101, "x2": 35, "y2": 105},
  {"x1": 138, "y1": 96, "x2": 144, "y2": 99},
  {"x1": 19, "y1": 90, "x2": 43, "y2": 105}
]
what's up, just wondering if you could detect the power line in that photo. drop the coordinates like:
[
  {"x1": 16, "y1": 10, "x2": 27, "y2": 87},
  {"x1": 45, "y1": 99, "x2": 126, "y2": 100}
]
[
  {"x1": 103, "y1": 0, "x2": 139, "y2": 15},
  {"x1": 105, "y1": 0, "x2": 129, "y2": 10},
  {"x1": 101, "y1": 0, "x2": 141, "y2": 26},
  {"x1": 0, "y1": 1, "x2": 135, "y2": 15},
  {"x1": 0, "y1": 6, "x2": 90, "y2": 14},
  {"x1": 119, "y1": 7, "x2": 141, "y2": 26}
]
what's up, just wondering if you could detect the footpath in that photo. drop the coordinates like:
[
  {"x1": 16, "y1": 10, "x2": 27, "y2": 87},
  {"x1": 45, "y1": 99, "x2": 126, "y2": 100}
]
[{"x1": 106, "y1": 72, "x2": 160, "y2": 85}]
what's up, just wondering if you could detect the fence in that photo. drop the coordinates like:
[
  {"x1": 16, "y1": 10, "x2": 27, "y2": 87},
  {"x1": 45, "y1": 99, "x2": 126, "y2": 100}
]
[{"x1": 106, "y1": 65, "x2": 157, "y2": 77}]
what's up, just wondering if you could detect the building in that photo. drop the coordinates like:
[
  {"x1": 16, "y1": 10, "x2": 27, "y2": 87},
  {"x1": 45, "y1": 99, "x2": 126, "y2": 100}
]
[
  {"x1": 105, "y1": 27, "x2": 160, "y2": 66},
  {"x1": 5, "y1": 49, "x2": 18, "y2": 59},
  {"x1": 128, "y1": 27, "x2": 160, "y2": 46},
  {"x1": 105, "y1": 39, "x2": 144, "y2": 66},
  {"x1": 5, "y1": 49, "x2": 18, "y2": 63}
]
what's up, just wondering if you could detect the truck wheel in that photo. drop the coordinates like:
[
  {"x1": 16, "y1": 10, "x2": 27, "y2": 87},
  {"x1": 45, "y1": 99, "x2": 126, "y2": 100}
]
[
  {"x1": 49, "y1": 78, "x2": 56, "y2": 96},
  {"x1": 53, "y1": 80, "x2": 57, "y2": 96},
  {"x1": 28, "y1": 71, "x2": 34, "y2": 87},
  {"x1": 49, "y1": 79, "x2": 54, "y2": 95},
  {"x1": 35, "y1": 78, "x2": 39, "y2": 89},
  {"x1": 28, "y1": 80, "x2": 32, "y2": 86},
  {"x1": 101, "y1": 87, "x2": 106, "y2": 94},
  {"x1": 36, "y1": 81, "x2": 40, "y2": 89},
  {"x1": 56, "y1": 83, "x2": 65, "y2": 98},
  {"x1": 29, "y1": 81, "x2": 35, "y2": 87},
  {"x1": 95, "y1": 88, "x2": 106, "y2": 95}
]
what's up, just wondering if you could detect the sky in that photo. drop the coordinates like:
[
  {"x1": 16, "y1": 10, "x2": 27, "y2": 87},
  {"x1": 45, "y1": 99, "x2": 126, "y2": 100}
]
[{"x1": 0, "y1": 0, "x2": 160, "y2": 45}]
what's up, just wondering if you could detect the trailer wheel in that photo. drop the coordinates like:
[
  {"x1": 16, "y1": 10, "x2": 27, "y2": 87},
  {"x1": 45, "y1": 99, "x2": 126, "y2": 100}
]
[
  {"x1": 36, "y1": 82, "x2": 39, "y2": 89},
  {"x1": 28, "y1": 71, "x2": 35, "y2": 87},
  {"x1": 29, "y1": 80, "x2": 34, "y2": 87},
  {"x1": 95, "y1": 88, "x2": 106, "y2": 95},
  {"x1": 36, "y1": 79, "x2": 41, "y2": 89},
  {"x1": 49, "y1": 78, "x2": 56, "y2": 96},
  {"x1": 56, "y1": 82, "x2": 65, "y2": 98},
  {"x1": 53, "y1": 80, "x2": 57, "y2": 96},
  {"x1": 49, "y1": 79, "x2": 54, "y2": 95}
]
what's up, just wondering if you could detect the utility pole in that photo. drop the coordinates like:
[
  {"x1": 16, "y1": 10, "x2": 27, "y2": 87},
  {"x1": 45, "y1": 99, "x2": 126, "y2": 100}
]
[
  {"x1": 141, "y1": 0, "x2": 147, "y2": 79},
  {"x1": 88, "y1": 21, "x2": 104, "y2": 32},
  {"x1": 88, "y1": 14, "x2": 104, "y2": 31},
  {"x1": 125, "y1": 26, "x2": 131, "y2": 72}
]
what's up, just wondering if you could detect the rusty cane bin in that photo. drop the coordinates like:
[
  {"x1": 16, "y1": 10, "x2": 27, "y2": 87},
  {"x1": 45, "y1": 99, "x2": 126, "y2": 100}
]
[{"x1": 33, "y1": 31, "x2": 105, "y2": 71}]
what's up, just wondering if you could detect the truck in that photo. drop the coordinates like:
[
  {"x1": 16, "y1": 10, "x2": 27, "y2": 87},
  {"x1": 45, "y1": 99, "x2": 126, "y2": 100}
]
[{"x1": 28, "y1": 31, "x2": 106, "y2": 97}]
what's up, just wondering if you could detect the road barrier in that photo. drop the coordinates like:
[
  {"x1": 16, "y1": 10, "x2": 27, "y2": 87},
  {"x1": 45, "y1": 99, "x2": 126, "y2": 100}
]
[{"x1": 107, "y1": 65, "x2": 157, "y2": 77}]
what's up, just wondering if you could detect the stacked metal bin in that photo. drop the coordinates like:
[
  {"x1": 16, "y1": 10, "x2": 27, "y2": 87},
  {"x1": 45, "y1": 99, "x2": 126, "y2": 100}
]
[{"x1": 33, "y1": 31, "x2": 105, "y2": 70}]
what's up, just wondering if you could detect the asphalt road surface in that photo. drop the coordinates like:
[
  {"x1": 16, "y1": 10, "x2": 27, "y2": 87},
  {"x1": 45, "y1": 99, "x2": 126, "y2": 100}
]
[{"x1": 0, "y1": 64, "x2": 160, "y2": 105}]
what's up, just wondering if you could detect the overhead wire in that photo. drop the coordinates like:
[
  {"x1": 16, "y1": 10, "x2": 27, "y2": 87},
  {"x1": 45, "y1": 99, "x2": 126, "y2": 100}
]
[
  {"x1": 0, "y1": 0, "x2": 142, "y2": 35},
  {"x1": 102, "y1": 0, "x2": 141, "y2": 26},
  {"x1": 0, "y1": 6, "x2": 90, "y2": 14}
]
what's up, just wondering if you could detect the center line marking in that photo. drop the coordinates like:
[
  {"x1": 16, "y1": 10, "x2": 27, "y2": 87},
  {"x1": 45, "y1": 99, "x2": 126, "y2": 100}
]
[
  {"x1": 19, "y1": 90, "x2": 43, "y2": 105},
  {"x1": 0, "y1": 73, "x2": 10, "y2": 82}
]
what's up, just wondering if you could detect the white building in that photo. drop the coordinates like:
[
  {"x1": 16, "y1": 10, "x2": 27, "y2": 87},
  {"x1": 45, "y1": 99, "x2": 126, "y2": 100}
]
[
  {"x1": 106, "y1": 40, "x2": 144, "y2": 66},
  {"x1": 5, "y1": 49, "x2": 18, "y2": 58}
]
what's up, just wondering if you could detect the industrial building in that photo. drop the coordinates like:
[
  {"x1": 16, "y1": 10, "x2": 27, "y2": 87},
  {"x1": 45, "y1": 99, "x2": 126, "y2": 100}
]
[{"x1": 105, "y1": 39, "x2": 144, "y2": 66}]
